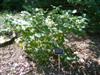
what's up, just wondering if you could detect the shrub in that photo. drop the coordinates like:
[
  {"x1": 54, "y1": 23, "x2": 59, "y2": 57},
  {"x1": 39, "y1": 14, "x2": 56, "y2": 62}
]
[
  {"x1": 4, "y1": 7, "x2": 87, "y2": 69},
  {"x1": 67, "y1": 0, "x2": 100, "y2": 34}
]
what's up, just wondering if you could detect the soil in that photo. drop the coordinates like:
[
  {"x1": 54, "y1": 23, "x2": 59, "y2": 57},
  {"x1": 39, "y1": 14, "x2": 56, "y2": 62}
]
[{"x1": 0, "y1": 35, "x2": 100, "y2": 75}]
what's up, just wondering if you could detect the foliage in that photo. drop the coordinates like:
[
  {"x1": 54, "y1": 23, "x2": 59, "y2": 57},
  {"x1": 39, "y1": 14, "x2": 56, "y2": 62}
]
[
  {"x1": 0, "y1": 0, "x2": 25, "y2": 10},
  {"x1": 67, "y1": 0, "x2": 100, "y2": 33},
  {"x1": 4, "y1": 7, "x2": 87, "y2": 68},
  {"x1": 1, "y1": 0, "x2": 98, "y2": 34}
]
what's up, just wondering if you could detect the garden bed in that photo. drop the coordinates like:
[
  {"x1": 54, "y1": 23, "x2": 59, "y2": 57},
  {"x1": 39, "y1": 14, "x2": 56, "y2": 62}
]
[{"x1": 0, "y1": 35, "x2": 100, "y2": 75}]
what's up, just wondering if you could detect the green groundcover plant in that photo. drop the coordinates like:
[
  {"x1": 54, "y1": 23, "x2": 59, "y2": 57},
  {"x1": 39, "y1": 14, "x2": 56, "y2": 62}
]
[{"x1": 4, "y1": 7, "x2": 87, "y2": 69}]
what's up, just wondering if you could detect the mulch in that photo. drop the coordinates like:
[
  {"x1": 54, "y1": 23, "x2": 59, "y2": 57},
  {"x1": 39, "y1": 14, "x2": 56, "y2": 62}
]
[{"x1": 0, "y1": 35, "x2": 100, "y2": 75}]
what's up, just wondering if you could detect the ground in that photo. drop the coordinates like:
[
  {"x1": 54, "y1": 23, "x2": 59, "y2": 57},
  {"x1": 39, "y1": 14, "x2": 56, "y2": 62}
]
[
  {"x1": 0, "y1": 34, "x2": 100, "y2": 75},
  {"x1": 0, "y1": 43, "x2": 32, "y2": 75},
  {"x1": 67, "y1": 35, "x2": 100, "y2": 75}
]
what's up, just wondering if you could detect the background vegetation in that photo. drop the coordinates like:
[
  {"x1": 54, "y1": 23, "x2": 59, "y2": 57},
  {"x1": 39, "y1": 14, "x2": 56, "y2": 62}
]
[{"x1": 0, "y1": 0, "x2": 100, "y2": 33}]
